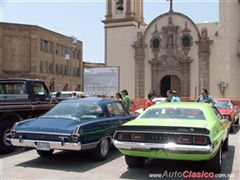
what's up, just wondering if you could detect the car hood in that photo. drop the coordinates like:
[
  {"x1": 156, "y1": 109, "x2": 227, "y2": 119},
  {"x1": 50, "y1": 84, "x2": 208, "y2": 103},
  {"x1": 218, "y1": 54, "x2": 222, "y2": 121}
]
[
  {"x1": 217, "y1": 108, "x2": 233, "y2": 115},
  {"x1": 16, "y1": 117, "x2": 81, "y2": 134},
  {"x1": 124, "y1": 118, "x2": 209, "y2": 129}
]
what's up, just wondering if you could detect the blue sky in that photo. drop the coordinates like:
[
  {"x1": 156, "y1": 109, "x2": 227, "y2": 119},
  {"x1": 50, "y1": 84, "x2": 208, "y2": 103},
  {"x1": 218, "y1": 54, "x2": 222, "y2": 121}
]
[{"x1": 1, "y1": 0, "x2": 219, "y2": 63}]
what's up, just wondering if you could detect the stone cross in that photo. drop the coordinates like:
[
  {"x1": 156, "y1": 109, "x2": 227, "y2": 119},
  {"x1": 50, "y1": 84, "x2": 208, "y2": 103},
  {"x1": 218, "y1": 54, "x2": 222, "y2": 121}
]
[{"x1": 167, "y1": 0, "x2": 173, "y2": 12}]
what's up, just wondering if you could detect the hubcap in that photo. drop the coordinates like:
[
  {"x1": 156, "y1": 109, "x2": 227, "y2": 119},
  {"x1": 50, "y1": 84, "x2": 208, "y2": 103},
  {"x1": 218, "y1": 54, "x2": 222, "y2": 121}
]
[
  {"x1": 100, "y1": 139, "x2": 109, "y2": 156},
  {"x1": 3, "y1": 128, "x2": 12, "y2": 146}
]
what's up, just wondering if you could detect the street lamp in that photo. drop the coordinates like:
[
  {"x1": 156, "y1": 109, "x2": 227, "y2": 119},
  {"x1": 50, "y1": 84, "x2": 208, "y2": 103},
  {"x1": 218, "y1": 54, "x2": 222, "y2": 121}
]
[
  {"x1": 65, "y1": 36, "x2": 77, "y2": 91},
  {"x1": 217, "y1": 81, "x2": 228, "y2": 97}
]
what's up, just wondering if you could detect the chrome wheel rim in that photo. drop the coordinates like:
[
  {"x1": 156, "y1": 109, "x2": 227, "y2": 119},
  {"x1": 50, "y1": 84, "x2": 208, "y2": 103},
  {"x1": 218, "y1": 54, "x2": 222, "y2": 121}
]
[
  {"x1": 100, "y1": 139, "x2": 109, "y2": 156},
  {"x1": 3, "y1": 128, "x2": 12, "y2": 146}
]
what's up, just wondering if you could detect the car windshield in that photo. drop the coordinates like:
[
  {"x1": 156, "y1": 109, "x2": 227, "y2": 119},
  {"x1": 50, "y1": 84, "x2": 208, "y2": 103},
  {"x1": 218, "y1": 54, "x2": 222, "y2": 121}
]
[
  {"x1": 43, "y1": 102, "x2": 104, "y2": 121},
  {"x1": 140, "y1": 108, "x2": 206, "y2": 120},
  {"x1": 214, "y1": 100, "x2": 232, "y2": 109}
]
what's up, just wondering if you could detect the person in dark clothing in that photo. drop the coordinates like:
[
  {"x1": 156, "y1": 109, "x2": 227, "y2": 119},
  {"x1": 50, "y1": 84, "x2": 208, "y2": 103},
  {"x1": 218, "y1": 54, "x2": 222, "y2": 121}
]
[{"x1": 195, "y1": 89, "x2": 215, "y2": 104}]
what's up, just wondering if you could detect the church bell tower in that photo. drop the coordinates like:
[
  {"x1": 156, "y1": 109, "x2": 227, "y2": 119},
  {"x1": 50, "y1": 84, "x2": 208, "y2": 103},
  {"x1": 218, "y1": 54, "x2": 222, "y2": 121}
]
[
  {"x1": 103, "y1": 0, "x2": 145, "y2": 97},
  {"x1": 104, "y1": 0, "x2": 145, "y2": 27}
]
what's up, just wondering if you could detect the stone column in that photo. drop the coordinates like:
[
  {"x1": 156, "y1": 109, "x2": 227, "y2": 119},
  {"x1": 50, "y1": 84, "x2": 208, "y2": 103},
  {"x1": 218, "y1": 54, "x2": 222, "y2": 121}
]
[
  {"x1": 196, "y1": 27, "x2": 213, "y2": 92},
  {"x1": 132, "y1": 32, "x2": 146, "y2": 98},
  {"x1": 105, "y1": 0, "x2": 112, "y2": 20},
  {"x1": 126, "y1": 0, "x2": 132, "y2": 17}
]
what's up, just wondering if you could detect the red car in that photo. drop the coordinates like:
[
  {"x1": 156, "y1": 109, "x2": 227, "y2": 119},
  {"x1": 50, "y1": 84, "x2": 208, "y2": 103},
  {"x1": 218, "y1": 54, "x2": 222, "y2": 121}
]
[
  {"x1": 129, "y1": 100, "x2": 143, "y2": 113},
  {"x1": 214, "y1": 98, "x2": 239, "y2": 132}
]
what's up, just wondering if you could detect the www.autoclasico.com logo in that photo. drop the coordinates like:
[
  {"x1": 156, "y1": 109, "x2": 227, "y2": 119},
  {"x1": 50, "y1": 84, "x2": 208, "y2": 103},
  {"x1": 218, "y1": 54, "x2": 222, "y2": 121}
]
[{"x1": 149, "y1": 171, "x2": 234, "y2": 179}]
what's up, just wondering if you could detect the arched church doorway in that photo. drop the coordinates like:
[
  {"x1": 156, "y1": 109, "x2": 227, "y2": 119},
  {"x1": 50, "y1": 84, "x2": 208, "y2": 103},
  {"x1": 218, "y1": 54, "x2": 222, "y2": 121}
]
[{"x1": 160, "y1": 75, "x2": 181, "y2": 97}]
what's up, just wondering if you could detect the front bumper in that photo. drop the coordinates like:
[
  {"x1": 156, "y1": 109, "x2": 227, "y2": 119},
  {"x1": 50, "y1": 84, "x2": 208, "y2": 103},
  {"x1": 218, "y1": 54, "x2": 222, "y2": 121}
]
[
  {"x1": 11, "y1": 139, "x2": 81, "y2": 151},
  {"x1": 113, "y1": 140, "x2": 214, "y2": 154}
]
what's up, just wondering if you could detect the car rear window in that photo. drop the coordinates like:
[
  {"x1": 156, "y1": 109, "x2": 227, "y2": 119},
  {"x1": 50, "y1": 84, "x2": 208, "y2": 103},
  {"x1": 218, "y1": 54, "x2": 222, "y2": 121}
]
[
  {"x1": 140, "y1": 108, "x2": 206, "y2": 120},
  {"x1": 43, "y1": 102, "x2": 105, "y2": 120},
  {"x1": 214, "y1": 100, "x2": 232, "y2": 109}
]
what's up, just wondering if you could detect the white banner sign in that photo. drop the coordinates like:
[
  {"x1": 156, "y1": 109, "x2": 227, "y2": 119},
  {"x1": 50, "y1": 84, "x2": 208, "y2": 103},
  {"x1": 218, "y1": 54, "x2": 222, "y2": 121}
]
[{"x1": 84, "y1": 67, "x2": 119, "y2": 96}]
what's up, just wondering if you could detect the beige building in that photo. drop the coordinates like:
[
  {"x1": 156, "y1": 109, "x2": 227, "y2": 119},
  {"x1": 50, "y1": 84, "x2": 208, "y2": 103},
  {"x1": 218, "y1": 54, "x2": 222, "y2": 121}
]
[
  {"x1": 0, "y1": 22, "x2": 83, "y2": 92},
  {"x1": 104, "y1": 0, "x2": 240, "y2": 99}
]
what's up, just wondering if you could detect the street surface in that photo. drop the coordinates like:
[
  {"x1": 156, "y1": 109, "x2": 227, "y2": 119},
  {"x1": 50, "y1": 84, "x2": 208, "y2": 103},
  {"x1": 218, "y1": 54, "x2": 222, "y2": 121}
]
[{"x1": 1, "y1": 129, "x2": 239, "y2": 180}]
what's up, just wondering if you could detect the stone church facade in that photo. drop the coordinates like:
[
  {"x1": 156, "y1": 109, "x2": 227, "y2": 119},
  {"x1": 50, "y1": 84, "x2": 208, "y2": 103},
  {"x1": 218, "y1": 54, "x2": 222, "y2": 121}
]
[{"x1": 104, "y1": 0, "x2": 240, "y2": 99}]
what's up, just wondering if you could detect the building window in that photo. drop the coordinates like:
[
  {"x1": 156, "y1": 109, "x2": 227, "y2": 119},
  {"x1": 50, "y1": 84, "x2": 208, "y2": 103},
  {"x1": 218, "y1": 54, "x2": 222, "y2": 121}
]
[
  {"x1": 40, "y1": 40, "x2": 44, "y2": 51},
  {"x1": 43, "y1": 40, "x2": 48, "y2": 52},
  {"x1": 48, "y1": 63, "x2": 53, "y2": 73},
  {"x1": 40, "y1": 39, "x2": 54, "y2": 53},
  {"x1": 49, "y1": 42, "x2": 53, "y2": 53},
  {"x1": 182, "y1": 35, "x2": 191, "y2": 48},
  {"x1": 152, "y1": 38, "x2": 160, "y2": 49}
]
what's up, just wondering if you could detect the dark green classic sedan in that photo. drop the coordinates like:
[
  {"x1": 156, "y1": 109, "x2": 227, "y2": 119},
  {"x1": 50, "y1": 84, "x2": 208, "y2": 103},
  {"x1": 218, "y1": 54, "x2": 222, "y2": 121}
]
[
  {"x1": 113, "y1": 102, "x2": 230, "y2": 172},
  {"x1": 10, "y1": 97, "x2": 135, "y2": 160}
]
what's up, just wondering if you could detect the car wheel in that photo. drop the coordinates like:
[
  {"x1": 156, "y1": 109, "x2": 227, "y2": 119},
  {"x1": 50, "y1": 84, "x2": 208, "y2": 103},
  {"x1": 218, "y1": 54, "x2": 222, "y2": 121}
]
[
  {"x1": 207, "y1": 147, "x2": 222, "y2": 173},
  {"x1": 36, "y1": 150, "x2": 54, "y2": 157},
  {"x1": 235, "y1": 118, "x2": 239, "y2": 126},
  {"x1": 230, "y1": 124, "x2": 235, "y2": 133},
  {"x1": 92, "y1": 138, "x2": 110, "y2": 161},
  {"x1": 125, "y1": 155, "x2": 146, "y2": 168},
  {"x1": 0, "y1": 121, "x2": 15, "y2": 154},
  {"x1": 222, "y1": 136, "x2": 228, "y2": 151}
]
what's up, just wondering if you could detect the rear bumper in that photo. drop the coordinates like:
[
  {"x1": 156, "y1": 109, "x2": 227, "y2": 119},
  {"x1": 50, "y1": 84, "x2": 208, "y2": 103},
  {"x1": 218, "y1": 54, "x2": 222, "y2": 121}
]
[
  {"x1": 11, "y1": 139, "x2": 81, "y2": 151},
  {"x1": 113, "y1": 140, "x2": 214, "y2": 154}
]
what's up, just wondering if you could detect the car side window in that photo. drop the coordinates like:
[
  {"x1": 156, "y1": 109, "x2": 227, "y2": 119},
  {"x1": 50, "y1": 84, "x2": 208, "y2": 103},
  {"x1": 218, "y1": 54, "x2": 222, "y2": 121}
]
[
  {"x1": 212, "y1": 107, "x2": 223, "y2": 120},
  {"x1": 107, "y1": 102, "x2": 127, "y2": 117},
  {"x1": 33, "y1": 82, "x2": 48, "y2": 96}
]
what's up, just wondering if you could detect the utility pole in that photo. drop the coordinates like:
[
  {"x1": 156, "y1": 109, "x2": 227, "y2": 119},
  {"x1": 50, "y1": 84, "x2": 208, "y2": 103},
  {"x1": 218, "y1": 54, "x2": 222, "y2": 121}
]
[{"x1": 65, "y1": 36, "x2": 77, "y2": 91}]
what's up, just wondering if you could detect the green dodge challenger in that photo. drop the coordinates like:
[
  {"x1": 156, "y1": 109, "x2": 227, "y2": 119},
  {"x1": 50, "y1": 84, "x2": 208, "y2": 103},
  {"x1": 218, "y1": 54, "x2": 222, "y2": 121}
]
[{"x1": 113, "y1": 102, "x2": 230, "y2": 173}]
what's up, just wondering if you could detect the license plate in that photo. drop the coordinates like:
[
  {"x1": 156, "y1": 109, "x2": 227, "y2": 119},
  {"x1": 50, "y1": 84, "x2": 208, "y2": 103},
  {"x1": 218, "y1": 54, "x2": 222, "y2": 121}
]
[{"x1": 36, "y1": 142, "x2": 50, "y2": 151}]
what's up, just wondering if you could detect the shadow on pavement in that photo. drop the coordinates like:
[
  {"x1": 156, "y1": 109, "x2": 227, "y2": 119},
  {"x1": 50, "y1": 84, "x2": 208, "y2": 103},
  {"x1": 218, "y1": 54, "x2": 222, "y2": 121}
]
[
  {"x1": 120, "y1": 146, "x2": 235, "y2": 180},
  {"x1": 16, "y1": 147, "x2": 123, "y2": 173},
  {"x1": 0, "y1": 147, "x2": 29, "y2": 158}
]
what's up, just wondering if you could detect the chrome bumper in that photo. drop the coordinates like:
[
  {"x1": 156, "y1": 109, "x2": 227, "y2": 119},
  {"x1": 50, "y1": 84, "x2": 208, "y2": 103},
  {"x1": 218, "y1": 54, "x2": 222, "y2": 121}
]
[
  {"x1": 113, "y1": 140, "x2": 214, "y2": 154},
  {"x1": 11, "y1": 139, "x2": 81, "y2": 151}
]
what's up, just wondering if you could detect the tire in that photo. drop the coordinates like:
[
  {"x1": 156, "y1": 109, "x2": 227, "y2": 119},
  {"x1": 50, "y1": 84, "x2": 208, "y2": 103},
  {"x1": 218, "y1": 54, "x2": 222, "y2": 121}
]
[
  {"x1": 0, "y1": 121, "x2": 16, "y2": 154},
  {"x1": 235, "y1": 118, "x2": 239, "y2": 126},
  {"x1": 92, "y1": 138, "x2": 110, "y2": 161},
  {"x1": 230, "y1": 124, "x2": 235, "y2": 133},
  {"x1": 36, "y1": 150, "x2": 54, "y2": 157},
  {"x1": 222, "y1": 136, "x2": 228, "y2": 151},
  {"x1": 207, "y1": 147, "x2": 222, "y2": 173},
  {"x1": 125, "y1": 155, "x2": 146, "y2": 168}
]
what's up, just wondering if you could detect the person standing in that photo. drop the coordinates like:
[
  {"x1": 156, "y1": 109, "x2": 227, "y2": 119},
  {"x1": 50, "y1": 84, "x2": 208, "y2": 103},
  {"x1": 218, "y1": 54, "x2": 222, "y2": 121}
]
[
  {"x1": 121, "y1": 89, "x2": 130, "y2": 113},
  {"x1": 145, "y1": 92, "x2": 155, "y2": 109},
  {"x1": 115, "y1": 92, "x2": 123, "y2": 101},
  {"x1": 195, "y1": 89, "x2": 215, "y2": 104},
  {"x1": 166, "y1": 90, "x2": 173, "y2": 102},
  {"x1": 171, "y1": 90, "x2": 181, "y2": 102}
]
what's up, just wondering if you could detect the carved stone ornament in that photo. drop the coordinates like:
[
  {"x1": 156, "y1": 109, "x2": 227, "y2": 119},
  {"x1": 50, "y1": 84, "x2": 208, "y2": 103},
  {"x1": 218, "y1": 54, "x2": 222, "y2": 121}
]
[
  {"x1": 180, "y1": 22, "x2": 193, "y2": 56},
  {"x1": 150, "y1": 25, "x2": 161, "y2": 58}
]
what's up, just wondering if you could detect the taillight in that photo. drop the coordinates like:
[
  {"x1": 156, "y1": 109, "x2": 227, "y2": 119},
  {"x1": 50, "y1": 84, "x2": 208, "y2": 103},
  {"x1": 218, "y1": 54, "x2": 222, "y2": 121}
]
[
  {"x1": 193, "y1": 136, "x2": 207, "y2": 145},
  {"x1": 177, "y1": 136, "x2": 192, "y2": 144},
  {"x1": 72, "y1": 126, "x2": 80, "y2": 142},
  {"x1": 117, "y1": 132, "x2": 131, "y2": 141},
  {"x1": 131, "y1": 133, "x2": 144, "y2": 142}
]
